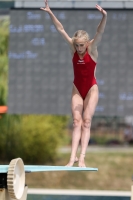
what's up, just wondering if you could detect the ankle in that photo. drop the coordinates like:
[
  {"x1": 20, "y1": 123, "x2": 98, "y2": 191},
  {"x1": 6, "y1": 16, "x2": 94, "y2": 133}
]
[
  {"x1": 70, "y1": 154, "x2": 77, "y2": 158},
  {"x1": 80, "y1": 153, "x2": 85, "y2": 157}
]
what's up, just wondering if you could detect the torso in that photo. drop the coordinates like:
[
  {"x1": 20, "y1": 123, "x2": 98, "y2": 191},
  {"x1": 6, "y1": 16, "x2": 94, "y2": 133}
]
[{"x1": 72, "y1": 50, "x2": 97, "y2": 100}]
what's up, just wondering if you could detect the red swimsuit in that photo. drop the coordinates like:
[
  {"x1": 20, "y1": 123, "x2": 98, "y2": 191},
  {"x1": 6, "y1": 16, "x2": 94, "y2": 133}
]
[{"x1": 72, "y1": 51, "x2": 97, "y2": 100}]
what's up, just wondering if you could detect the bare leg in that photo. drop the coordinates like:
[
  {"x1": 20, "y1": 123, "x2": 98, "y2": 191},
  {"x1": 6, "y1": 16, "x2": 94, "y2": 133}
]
[
  {"x1": 78, "y1": 85, "x2": 99, "y2": 167},
  {"x1": 66, "y1": 85, "x2": 83, "y2": 166}
]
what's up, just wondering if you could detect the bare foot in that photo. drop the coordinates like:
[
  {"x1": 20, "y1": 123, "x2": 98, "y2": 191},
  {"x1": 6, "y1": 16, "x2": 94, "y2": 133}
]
[
  {"x1": 78, "y1": 154, "x2": 86, "y2": 167},
  {"x1": 65, "y1": 157, "x2": 79, "y2": 167}
]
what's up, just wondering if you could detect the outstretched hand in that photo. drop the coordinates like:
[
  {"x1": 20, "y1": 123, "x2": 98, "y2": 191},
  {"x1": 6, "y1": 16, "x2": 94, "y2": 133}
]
[
  {"x1": 96, "y1": 4, "x2": 107, "y2": 16},
  {"x1": 40, "y1": 0, "x2": 50, "y2": 12}
]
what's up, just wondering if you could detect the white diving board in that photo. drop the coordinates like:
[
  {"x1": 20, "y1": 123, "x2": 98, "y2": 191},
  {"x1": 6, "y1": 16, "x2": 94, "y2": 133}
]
[{"x1": 0, "y1": 165, "x2": 98, "y2": 173}]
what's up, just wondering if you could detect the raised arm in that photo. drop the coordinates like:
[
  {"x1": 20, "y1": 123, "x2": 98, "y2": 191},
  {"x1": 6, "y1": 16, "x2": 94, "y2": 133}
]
[
  {"x1": 40, "y1": 0, "x2": 73, "y2": 51},
  {"x1": 91, "y1": 5, "x2": 107, "y2": 50}
]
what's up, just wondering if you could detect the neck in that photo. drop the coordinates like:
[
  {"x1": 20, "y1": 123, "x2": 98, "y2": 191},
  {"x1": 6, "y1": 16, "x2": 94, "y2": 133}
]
[{"x1": 78, "y1": 49, "x2": 87, "y2": 58}]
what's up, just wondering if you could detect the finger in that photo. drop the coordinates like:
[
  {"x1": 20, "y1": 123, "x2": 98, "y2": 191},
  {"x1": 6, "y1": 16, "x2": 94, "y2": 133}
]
[
  {"x1": 96, "y1": 4, "x2": 100, "y2": 7},
  {"x1": 96, "y1": 4, "x2": 102, "y2": 9},
  {"x1": 96, "y1": 5, "x2": 102, "y2": 10},
  {"x1": 40, "y1": 7, "x2": 46, "y2": 11},
  {"x1": 95, "y1": 5, "x2": 100, "y2": 10}
]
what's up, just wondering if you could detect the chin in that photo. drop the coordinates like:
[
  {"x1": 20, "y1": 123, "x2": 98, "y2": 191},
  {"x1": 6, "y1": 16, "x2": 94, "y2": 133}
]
[{"x1": 78, "y1": 51, "x2": 83, "y2": 54}]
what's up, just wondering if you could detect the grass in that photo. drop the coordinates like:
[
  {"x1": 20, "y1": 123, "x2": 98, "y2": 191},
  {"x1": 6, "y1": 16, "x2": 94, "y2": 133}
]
[{"x1": 25, "y1": 149, "x2": 133, "y2": 191}]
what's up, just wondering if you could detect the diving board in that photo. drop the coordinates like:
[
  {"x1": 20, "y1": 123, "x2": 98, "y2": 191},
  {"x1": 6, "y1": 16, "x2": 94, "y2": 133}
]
[
  {"x1": 0, "y1": 158, "x2": 98, "y2": 200},
  {"x1": 0, "y1": 165, "x2": 98, "y2": 173}
]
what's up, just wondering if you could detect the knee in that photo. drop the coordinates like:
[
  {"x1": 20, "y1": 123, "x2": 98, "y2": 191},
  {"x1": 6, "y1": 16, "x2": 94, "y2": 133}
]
[
  {"x1": 82, "y1": 118, "x2": 91, "y2": 129},
  {"x1": 73, "y1": 118, "x2": 82, "y2": 128}
]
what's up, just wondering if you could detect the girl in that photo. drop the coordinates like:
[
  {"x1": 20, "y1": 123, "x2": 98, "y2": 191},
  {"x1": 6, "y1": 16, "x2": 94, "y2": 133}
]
[{"x1": 40, "y1": 1, "x2": 107, "y2": 167}]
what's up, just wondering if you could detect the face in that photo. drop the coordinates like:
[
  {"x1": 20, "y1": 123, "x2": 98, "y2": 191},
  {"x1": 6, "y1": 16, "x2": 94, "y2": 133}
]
[{"x1": 74, "y1": 38, "x2": 89, "y2": 55}]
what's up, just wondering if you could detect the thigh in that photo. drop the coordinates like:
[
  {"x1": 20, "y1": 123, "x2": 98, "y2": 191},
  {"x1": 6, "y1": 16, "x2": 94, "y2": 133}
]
[
  {"x1": 71, "y1": 85, "x2": 83, "y2": 119},
  {"x1": 83, "y1": 85, "x2": 99, "y2": 119}
]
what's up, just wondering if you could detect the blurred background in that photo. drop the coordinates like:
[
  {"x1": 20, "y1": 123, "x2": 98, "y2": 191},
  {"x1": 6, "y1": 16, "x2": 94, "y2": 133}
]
[{"x1": 0, "y1": 0, "x2": 133, "y2": 199}]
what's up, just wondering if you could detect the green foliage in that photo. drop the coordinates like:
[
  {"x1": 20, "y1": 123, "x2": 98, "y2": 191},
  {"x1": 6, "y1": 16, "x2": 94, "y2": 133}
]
[
  {"x1": 0, "y1": 114, "x2": 69, "y2": 164},
  {"x1": 19, "y1": 115, "x2": 69, "y2": 164},
  {"x1": 0, "y1": 18, "x2": 9, "y2": 105},
  {"x1": 0, "y1": 18, "x2": 9, "y2": 55},
  {"x1": 0, "y1": 114, "x2": 21, "y2": 160},
  {"x1": 0, "y1": 55, "x2": 8, "y2": 104}
]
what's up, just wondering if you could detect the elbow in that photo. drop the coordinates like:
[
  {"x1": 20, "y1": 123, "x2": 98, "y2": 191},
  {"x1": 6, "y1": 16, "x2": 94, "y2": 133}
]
[
  {"x1": 57, "y1": 25, "x2": 64, "y2": 32},
  {"x1": 58, "y1": 26, "x2": 65, "y2": 33}
]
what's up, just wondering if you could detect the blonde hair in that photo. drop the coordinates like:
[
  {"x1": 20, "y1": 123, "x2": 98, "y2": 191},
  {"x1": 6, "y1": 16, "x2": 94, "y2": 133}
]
[{"x1": 72, "y1": 30, "x2": 90, "y2": 43}]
